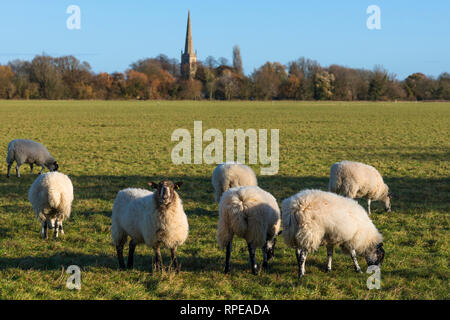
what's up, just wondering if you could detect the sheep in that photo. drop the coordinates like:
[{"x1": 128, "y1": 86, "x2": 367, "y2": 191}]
[
  {"x1": 281, "y1": 189, "x2": 385, "y2": 279},
  {"x1": 217, "y1": 185, "x2": 281, "y2": 275},
  {"x1": 28, "y1": 172, "x2": 74, "y2": 239},
  {"x1": 111, "y1": 180, "x2": 189, "y2": 271},
  {"x1": 328, "y1": 160, "x2": 391, "y2": 214},
  {"x1": 212, "y1": 162, "x2": 258, "y2": 203},
  {"x1": 6, "y1": 139, "x2": 59, "y2": 178}
]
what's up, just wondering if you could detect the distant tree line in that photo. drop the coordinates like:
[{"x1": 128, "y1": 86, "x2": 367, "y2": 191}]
[{"x1": 0, "y1": 47, "x2": 449, "y2": 101}]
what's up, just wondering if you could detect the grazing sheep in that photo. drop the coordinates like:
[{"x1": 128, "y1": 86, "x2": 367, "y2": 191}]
[
  {"x1": 217, "y1": 185, "x2": 281, "y2": 275},
  {"x1": 111, "y1": 180, "x2": 189, "y2": 271},
  {"x1": 328, "y1": 160, "x2": 391, "y2": 214},
  {"x1": 282, "y1": 189, "x2": 385, "y2": 278},
  {"x1": 28, "y1": 172, "x2": 74, "y2": 239},
  {"x1": 212, "y1": 162, "x2": 258, "y2": 203},
  {"x1": 6, "y1": 139, "x2": 59, "y2": 178}
]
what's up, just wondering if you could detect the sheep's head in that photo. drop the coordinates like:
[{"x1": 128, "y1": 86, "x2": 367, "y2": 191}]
[
  {"x1": 266, "y1": 230, "x2": 282, "y2": 261},
  {"x1": 48, "y1": 161, "x2": 59, "y2": 172},
  {"x1": 382, "y1": 188, "x2": 392, "y2": 212},
  {"x1": 365, "y1": 242, "x2": 385, "y2": 267},
  {"x1": 149, "y1": 180, "x2": 183, "y2": 207}
]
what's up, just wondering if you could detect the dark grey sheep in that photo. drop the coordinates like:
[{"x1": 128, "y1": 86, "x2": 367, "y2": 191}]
[{"x1": 6, "y1": 139, "x2": 58, "y2": 178}]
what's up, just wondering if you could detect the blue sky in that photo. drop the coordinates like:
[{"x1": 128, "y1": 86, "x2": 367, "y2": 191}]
[{"x1": 0, "y1": 0, "x2": 449, "y2": 79}]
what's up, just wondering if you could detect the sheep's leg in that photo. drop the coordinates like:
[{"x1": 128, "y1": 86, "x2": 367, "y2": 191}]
[
  {"x1": 41, "y1": 221, "x2": 48, "y2": 239},
  {"x1": 15, "y1": 164, "x2": 20, "y2": 178},
  {"x1": 367, "y1": 199, "x2": 371, "y2": 215},
  {"x1": 53, "y1": 219, "x2": 59, "y2": 239},
  {"x1": 247, "y1": 242, "x2": 258, "y2": 275},
  {"x1": 7, "y1": 162, "x2": 12, "y2": 178},
  {"x1": 38, "y1": 165, "x2": 45, "y2": 175},
  {"x1": 326, "y1": 245, "x2": 333, "y2": 272},
  {"x1": 58, "y1": 221, "x2": 64, "y2": 236},
  {"x1": 262, "y1": 243, "x2": 269, "y2": 272},
  {"x1": 224, "y1": 241, "x2": 232, "y2": 274},
  {"x1": 29, "y1": 163, "x2": 34, "y2": 174},
  {"x1": 350, "y1": 250, "x2": 362, "y2": 273},
  {"x1": 170, "y1": 247, "x2": 179, "y2": 272},
  {"x1": 296, "y1": 248, "x2": 308, "y2": 278},
  {"x1": 127, "y1": 240, "x2": 136, "y2": 269},
  {"x1": 116, "y1": 244, "x2": 126, "y2": 269},
  {"x1": 154, "y1": 246, "x2": 162, "y2": 271}
]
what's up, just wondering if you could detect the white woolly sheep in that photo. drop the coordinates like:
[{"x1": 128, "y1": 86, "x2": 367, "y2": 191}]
[
  {"x1": 28, "y1": 172, "x2": 74, "y2": 239},
  {"x1": 282, "y1": 189, "x2": 385, "y2": 278},
  {"x1": 212, "y1": 162, "x2": 258, "y2": 203},
  {"x1": 6, "y1": 139, "x2": 59, "y2": 178},
  {"x1": 328, "y1": 160, "x2": 391, "y2": 214},
  {"x1": 217, "y1": 185, "x2": 281, "y2": 275},
  {"x1": 111, "y1": 180, "x2": 189, "y2": 271}
]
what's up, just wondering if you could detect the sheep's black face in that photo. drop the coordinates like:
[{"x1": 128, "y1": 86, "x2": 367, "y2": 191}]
[
  {"x1": 384, "y1": 193, "x2": 392, "y2": 212},
  {"x1": 267, "y1": 238, "x2": 277, "y2": 260},
  {"x1": 149, "y1": 180, "x2": 183, "y2": 207},
  {"x1": 365, "y1": 242, "x2": 385, "y2": 266},
  {"x1": 266, "y1": 231, "x2": 282, "y2": 260},
  {"x1": 49, "y1": 161, "x2": 58, "y2": 172}
]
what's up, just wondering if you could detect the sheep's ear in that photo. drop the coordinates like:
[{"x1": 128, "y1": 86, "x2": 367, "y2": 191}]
[
  {"x1": 174, "y1": 182, "x2": 183, "y2": 190},
  {"x1": 148, "y1": 182, "x2": 158, "y2": 189},
  {"x1": 277, "y1": 230, "x2": 283, "y2": 236},
  {"x1": 376, "y1": 242, "x2": 384, "y2": 249}
]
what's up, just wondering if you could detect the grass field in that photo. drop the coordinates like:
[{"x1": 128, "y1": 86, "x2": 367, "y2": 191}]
[{"x1": 0, "y1": 100, "x2": 448, "y2": 300}]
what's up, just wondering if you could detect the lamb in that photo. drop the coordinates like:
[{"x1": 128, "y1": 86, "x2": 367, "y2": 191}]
[
  {"x1": 6, "y1": 139, "x2": 59, "y2": 178},
  {"x1": 217, "y1": 185, "x2": 281, "y2": 275},
  {"x1": 111, "y1": 180, "x2": 189, "y2": 271},
  {"x1": 28, "y1": 172, "x2": 74, "y2": 239},
  {"x1": 281, "y1": 189, "x2": 385, "y2": 278},
  {"x1": 328, "y1": 160, "x2": 391, "y2": 214},
  {"x1": 212, "y1": 162, "x2": 258, "y2": 203}
]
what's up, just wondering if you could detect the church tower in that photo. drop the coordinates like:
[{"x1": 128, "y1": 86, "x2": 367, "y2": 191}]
[{"x1": 181, "y1": 11, "x2": 197, "y2": 79}]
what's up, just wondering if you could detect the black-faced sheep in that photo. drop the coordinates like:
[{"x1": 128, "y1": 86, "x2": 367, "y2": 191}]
[
  {"x1": 111, "y1": 180, "x2": 189, "y2": 271},
  {"x1": 328, "y1": 160, "x2": 391, "y2": 214},
  {"x1": 6, "y1": 139, "x2": 59, "y2": 178},
  {"x1": 282, "y1": 189, "x2": 385, "y2": 278},
  {"x1": 217, "y1": 185, "x2": 281, "y2": 275},
  {"x1": 28, "y1": 172, "x2": 74, "y2": 239},
  {"x1": 212, "y1": 162, "x2": 257, "y2": 203}
]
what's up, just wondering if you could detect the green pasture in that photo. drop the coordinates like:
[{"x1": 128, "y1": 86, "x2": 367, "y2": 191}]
[{"x1": 0, "y1": 100, "x2": 448, "y2": 299}]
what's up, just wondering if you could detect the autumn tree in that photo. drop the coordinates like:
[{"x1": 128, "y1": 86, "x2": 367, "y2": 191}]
[
  {"x1": 126, "y1": 70, "x2": 149, "y2": 99},
  {"x1": 313, "y1": 69, "x2": 335, "y2": 100},
  {"x1": 252, "y1": 62, "x2": 287, "y2": 100},
  {"x1": 29, "y1": 55, "x2": 65, "y2": 99},
  {"x1": 0, "y1": 65, "x2": 15, "y2": 99}
]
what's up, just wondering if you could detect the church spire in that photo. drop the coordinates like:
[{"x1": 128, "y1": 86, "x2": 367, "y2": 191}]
[
  {"x1": 184, "y1": 11, "x2": 194, "y2": 55},
  {"x1": 181, "y1": 10, "x2": 197, "y2": 79}
]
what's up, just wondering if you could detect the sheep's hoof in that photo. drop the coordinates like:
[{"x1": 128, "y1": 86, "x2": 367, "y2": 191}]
[
  {"x1": 355, "y1": 268, "x2": 362, "y2": 273},
  {"x1": 326, "y1": 268, "x2": 332, "y2": 273},
  {"x1": 298, "y1": 274, "x2": 305, "y2": 280},
  {"x1": 6, "y1": 175, "x2": 9, "y2": 178}
]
